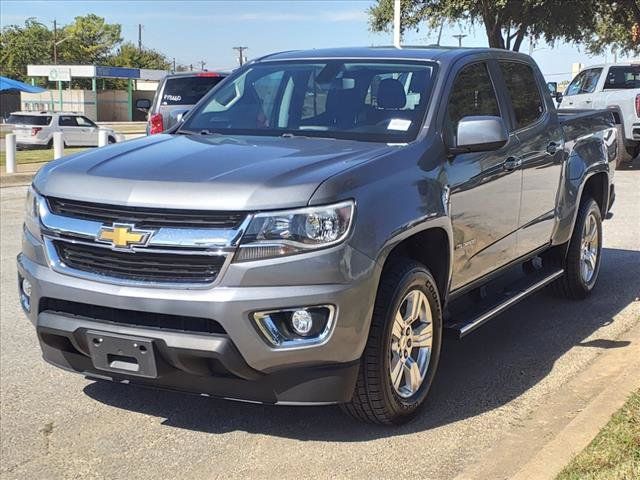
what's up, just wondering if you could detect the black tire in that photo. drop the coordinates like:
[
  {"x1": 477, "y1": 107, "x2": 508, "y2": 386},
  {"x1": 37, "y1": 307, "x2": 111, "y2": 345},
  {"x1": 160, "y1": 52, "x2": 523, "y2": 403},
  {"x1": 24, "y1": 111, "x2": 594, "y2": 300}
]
[
  {"x1": 342, "y1": 259, "x2": 443, "y2": 424},
  {"x1": 46, "y1": 139, "x2": 53, "y2": 149},
  {"x1": 615, "y1": 125, "x2": 633, "y2": 169},
  {"x1": 108, "y1": 136, "x2": 116, "y2": 144},
  {"x1": 553, "y1": 197, "x2": 602, "y2": 300}
]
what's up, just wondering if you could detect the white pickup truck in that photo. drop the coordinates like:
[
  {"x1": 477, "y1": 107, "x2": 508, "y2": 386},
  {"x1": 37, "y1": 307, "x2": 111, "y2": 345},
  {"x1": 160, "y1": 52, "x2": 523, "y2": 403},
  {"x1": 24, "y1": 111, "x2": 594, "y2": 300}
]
[{"x1": 561, "y1": 63, "x2": 639, "y2": 167}]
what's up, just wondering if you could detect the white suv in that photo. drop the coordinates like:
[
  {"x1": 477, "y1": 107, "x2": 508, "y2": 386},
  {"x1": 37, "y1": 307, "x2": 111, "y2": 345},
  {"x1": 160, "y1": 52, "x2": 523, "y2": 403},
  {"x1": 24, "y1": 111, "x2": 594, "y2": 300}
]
[{"x1": 8, "y1": 112, "x2": 119, "y2": 149}]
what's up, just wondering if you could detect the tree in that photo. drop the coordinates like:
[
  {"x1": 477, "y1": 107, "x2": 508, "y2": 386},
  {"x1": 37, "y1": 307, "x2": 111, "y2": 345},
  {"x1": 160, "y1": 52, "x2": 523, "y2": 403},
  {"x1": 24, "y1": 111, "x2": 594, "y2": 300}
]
[
  {"x1": 58, "y1": 14, "x2": 122, "y2": 64},
  {"x1": 0, "y1": 18, "x2": 53, "y2": 80},
  {"x1": 108, "y1": 42, "x2": 171, "y2": 70},
  {"x1": 368, "y1": 0, "x2": 600, "y2": 52},
  {"x1": 583, "y1": 0, "x2": 640, "y2": 55}
]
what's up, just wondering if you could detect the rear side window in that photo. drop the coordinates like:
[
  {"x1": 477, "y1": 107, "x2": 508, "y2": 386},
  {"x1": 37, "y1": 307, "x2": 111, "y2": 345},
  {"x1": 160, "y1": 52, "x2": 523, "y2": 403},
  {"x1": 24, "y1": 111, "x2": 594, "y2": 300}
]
[
  {"x1": 161, "y1": 76, "x2": 224, "y2": 105},
  {"x1": 446, "y1": 62, "x2": 501, "y2": 136},
  {"x1": 603, "y1": 66, "x2": 640, "y2": 90},
  {"x1": 58, "y1": 116, "x2": 79, "y2": 127},
  {"x1": 7, "y1": 115, "x2": 51, "y2": 126},
  {"x1": 499, "y1": 61, "x2": 545, "y2": 129}
]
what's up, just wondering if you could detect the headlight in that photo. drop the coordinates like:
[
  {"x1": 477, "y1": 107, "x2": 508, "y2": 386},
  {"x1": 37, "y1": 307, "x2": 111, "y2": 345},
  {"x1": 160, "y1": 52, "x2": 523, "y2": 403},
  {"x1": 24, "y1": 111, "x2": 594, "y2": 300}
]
[
  {"x1": 235, "y1": 200, "x2": 354, "y2": 262},
  {"x1": 24, "y1": 186, "x2": 42, "y2": 238}
]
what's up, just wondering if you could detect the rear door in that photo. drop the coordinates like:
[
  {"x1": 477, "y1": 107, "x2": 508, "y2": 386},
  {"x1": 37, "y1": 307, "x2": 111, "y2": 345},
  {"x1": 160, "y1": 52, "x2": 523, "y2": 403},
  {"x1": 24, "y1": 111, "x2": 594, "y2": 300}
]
[
  {"x1": 444, "y1": 60, "x2": 523, "y2": 290},
  {"x1": 563, "y1": 68, "x2": 603, "y2": 109},
  {"x1": 497, "y1": 60, "x2": 564, "y2": 256}
]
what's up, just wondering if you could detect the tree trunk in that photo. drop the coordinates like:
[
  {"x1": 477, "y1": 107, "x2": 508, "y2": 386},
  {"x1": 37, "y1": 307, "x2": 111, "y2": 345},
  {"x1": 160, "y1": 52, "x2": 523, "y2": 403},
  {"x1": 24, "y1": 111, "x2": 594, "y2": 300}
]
[{"x1": 512, "y1": 27, "x2": 527, "y2": 52}]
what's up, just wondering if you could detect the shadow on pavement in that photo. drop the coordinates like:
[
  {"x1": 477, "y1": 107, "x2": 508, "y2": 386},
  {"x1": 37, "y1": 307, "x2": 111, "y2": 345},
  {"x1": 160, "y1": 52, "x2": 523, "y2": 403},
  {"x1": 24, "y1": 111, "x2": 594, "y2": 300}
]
[{"x1": 83, "y1": 247, "x2": 640, "y2": 440}]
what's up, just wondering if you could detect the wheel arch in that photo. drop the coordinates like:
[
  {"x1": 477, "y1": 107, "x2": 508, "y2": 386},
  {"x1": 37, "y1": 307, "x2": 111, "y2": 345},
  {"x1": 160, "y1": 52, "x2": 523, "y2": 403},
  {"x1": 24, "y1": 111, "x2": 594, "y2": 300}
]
[{"x1": 376, "y1": 222, "x2": 453, "y2": 304}]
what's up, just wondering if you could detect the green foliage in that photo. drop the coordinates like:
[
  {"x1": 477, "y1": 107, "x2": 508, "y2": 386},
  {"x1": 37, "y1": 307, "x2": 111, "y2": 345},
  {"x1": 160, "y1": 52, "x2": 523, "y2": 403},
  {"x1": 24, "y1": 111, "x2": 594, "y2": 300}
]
[
  {"x1": 0, "y1": 14, "x2": 173, "y2": 86},
  {"x1": 0, "y1": 18, "x2": 53, "y2": 80},
  {"x1": 108, "y1": 42, "x2": 171, "y2": 70},
  {"x1": 582, "y1": 0, "x2": 640, "y2": 56},
  {"x1": 368, "y1": 0, "x2": 639, "y2": 55},
  {"x1": 58, "y1": 14, "x2": 122, "y2": 64}
]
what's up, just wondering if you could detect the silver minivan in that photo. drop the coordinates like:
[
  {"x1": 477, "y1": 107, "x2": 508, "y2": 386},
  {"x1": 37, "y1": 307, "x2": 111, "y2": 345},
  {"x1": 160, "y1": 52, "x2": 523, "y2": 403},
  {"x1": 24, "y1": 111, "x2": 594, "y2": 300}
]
[{"x1": 136, "y1": 72, "x2": 227, "y2": 134}]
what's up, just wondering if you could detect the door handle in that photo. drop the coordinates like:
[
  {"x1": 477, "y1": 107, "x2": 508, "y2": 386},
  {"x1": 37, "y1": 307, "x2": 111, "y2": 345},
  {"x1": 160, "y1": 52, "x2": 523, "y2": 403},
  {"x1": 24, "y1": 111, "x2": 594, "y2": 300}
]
[
  {"x1": 503, "y1": 156, "x2": 522, "y2": 171},
  {"x1": 546, "y1": 141, "x2": 559, "y2": 155}
]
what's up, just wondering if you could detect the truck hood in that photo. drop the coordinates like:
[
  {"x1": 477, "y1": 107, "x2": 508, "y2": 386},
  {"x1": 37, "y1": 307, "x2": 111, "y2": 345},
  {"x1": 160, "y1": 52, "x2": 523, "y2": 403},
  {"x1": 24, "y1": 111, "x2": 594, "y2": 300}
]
[{"x1": 34, "y1": 133, "x2": 394, "y2": 210}]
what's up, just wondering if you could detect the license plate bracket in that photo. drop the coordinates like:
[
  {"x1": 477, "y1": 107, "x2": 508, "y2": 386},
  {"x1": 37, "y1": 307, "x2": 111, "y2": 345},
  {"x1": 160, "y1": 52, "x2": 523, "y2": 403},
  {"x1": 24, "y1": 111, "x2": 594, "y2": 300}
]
[{"x1": 86, "y1": 330, "x2": 158, "y2": 378}]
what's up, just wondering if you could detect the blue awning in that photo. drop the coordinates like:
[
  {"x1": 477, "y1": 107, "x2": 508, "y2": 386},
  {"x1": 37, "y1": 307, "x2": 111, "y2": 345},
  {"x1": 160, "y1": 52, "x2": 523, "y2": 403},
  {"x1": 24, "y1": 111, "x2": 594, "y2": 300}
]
[{"x1": 0, "y1": 76, "x2": 47, "y2": 93}]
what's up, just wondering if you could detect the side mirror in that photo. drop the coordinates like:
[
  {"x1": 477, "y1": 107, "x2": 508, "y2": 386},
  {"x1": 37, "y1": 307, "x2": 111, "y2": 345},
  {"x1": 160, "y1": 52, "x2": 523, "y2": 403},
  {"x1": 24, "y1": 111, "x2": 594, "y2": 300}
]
[
  {"x1": 170, "y1": 109, "x2": 189, "y2": 124},
  {"x1": 555, "y1": 91, "x2": 563, "y2": 104},
  {"x1": 451, "y1": 116, "x2": 508, "y2": 154},
  {"x1": 547, "y1": 82, "x2": 558, "y2": 95},
  {"x1": 135, "y1": 98, "x2": 151, "y2": 111}
]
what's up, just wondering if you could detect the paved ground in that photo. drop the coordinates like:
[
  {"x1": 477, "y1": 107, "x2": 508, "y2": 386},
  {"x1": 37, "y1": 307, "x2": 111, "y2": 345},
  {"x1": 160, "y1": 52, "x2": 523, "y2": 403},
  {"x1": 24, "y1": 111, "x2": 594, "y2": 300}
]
[{"x1": 1, "y1": 165, "x2": 639, "y2": 480}]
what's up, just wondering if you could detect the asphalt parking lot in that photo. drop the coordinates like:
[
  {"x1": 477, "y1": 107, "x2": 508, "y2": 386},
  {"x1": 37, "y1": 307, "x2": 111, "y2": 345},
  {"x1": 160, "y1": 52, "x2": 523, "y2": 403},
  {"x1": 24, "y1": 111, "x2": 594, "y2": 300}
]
[{"x1": 1, "y1": 163, "x2": 639, "y2": 480}]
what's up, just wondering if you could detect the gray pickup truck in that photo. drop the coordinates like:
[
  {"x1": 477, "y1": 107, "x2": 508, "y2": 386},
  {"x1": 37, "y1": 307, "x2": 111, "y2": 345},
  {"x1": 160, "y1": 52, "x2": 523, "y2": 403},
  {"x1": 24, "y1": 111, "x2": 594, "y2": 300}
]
[{"x1": 18, "y1": 47, "x2": 617, "y2": 425}]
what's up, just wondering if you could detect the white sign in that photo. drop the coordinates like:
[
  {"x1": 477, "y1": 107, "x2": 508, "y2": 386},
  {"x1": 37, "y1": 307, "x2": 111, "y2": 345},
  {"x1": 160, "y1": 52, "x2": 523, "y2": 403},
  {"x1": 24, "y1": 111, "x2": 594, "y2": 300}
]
[{"x1": 48, "y1": 68, "x2": 71, "y2": 82}]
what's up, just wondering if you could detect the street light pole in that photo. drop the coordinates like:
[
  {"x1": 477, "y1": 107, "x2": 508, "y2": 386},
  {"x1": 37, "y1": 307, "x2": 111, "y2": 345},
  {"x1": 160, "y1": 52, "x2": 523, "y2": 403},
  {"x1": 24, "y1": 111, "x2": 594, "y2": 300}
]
[
  {"x1": 453, "y1": 34, "x2": 467, "y2": 47},
  {"x1": 233, "y1": 47, "x2": 248, "y2": 66}
]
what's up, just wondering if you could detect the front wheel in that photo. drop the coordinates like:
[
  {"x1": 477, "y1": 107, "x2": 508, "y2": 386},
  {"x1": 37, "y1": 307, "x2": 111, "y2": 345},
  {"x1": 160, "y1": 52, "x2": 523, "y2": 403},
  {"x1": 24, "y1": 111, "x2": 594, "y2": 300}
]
[{"x1": 342, "y1": 259, "x2": 442, "y2": 424}]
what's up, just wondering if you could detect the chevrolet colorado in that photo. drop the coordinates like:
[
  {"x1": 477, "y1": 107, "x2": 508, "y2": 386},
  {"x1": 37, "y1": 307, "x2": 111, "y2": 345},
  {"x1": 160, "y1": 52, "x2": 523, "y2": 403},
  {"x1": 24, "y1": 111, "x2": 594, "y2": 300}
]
[{"x1": 18, "y1": 47, "x2": 618, "y2": 424}]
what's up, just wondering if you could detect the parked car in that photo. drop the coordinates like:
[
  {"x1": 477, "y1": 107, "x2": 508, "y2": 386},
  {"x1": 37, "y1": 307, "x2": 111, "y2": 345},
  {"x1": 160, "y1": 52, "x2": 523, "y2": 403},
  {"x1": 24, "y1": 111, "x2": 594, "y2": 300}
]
[
  {"x1": 136, "y1": 71, "x2": 228, "y2": 134},
  {"x1": 8, "y1": 111, "x2": 118, "y2": 149},
  {"x1": 561, "y1": 62, "x2": 639, "y2": 167},
  {"x1": 19, "y1": 47, "x2": 618, "y2": 425}
]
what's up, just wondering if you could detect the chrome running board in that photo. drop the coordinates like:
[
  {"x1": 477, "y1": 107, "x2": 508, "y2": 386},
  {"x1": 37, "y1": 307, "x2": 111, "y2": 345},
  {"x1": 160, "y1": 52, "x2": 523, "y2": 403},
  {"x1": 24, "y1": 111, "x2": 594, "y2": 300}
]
[{"x1": 447, "y1": 269, "x2": 565, "y2": 338}]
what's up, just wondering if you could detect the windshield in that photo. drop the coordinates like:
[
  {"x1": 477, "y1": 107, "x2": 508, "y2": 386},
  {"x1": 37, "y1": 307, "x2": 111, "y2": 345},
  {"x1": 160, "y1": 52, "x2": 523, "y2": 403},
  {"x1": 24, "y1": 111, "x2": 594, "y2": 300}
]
[
  {"x1": 161, "y1": 75, "x2": 225, "y2": 105},
  {"x1": 7, "y1": 114, "x2": 51, "y2": 126},
  {"x1": 181, "y1": 60, "x2": 436, "y2": 142},
  {"x1": 603, "y1": 66, "x2": 640, "y2": 90}
]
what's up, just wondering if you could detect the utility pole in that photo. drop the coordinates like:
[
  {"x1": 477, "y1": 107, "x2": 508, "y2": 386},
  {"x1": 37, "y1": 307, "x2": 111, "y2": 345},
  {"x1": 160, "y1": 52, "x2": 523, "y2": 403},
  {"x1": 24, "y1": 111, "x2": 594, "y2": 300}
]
[
  {"x1": 393, "y1": 0, "x2": 401, "y2": 48},
  {"x1": 53, "y1": 19, "x2": 57, "y2": 64},
  {"x1": 199, "y1": 60, "x2": 206, "y2": 71},
  {"x1": 233, "y1": 46, "x2": 248, "y2": 66},
  {"x1": 172, "y1": 58, "x2": 176, "y2": 72},
  {"x1": 189, "y1": 64, "x2": 193, "y2": 71},
  {"x1": 436, "y1": 20, "x2": 444, "y2": 46},
  {"x1": 138, "y1": 24, "x2": 142, "y2": 51},
  {"x1": 453, "y1": 33, "x2": 467, "y2": 47}
]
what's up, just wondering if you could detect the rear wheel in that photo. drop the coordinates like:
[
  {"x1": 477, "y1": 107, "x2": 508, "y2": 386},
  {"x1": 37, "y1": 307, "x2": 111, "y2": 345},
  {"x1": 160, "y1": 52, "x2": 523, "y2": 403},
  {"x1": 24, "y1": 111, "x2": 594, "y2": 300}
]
[
  {"x1": 342, "y1": 259, "x2": 442, "y2": 424},
  {"x1": 108, "y1": 136, "x2": 116, "y2": 144},
  {"x1": 553, "y1": 197, "x2": 602, "y2": 299}
]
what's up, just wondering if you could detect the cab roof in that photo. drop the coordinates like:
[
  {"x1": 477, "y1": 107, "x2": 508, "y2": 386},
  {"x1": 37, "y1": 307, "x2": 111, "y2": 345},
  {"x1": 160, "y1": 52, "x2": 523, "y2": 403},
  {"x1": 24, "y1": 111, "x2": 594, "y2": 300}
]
[{"x1": 257, "y1": 46, "x2": 532, "y2": 64}]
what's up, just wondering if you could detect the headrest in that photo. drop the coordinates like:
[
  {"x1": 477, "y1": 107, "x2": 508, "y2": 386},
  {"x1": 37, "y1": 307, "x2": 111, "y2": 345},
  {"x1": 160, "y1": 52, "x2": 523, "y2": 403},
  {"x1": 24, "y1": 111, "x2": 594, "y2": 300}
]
[{"x1": 377, "y1": 78, "x2": 406, "y2": 109}]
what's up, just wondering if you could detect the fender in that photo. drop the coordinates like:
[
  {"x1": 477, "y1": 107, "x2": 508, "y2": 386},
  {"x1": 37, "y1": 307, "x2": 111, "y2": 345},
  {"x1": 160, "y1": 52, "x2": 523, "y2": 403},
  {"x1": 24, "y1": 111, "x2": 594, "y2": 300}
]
[{"x1": 551, "y1": 131, "x2": 612, "y2": 247}]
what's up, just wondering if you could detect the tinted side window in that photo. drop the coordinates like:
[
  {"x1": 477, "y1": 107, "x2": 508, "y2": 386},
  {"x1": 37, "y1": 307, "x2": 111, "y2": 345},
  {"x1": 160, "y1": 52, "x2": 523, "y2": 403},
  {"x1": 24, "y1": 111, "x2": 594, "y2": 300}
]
[
  {"x1": 604, "y1": 66, "x2": 640, "y2": 89},
  {"x1": 77, "y1": 116, "x2": 95, "y2": 127},
  {"x1": 499, "y1": 62, "x2": 544, "y2": 129},
  {"x1": 447, "y1": 62, "x2": 500, "y2": 140},
  {"x1": 162, "y1": 76, "x2": 224, "y2": 105},
  {"x1": 59, "y1": 116, "x2": 78, "y2": 127}
]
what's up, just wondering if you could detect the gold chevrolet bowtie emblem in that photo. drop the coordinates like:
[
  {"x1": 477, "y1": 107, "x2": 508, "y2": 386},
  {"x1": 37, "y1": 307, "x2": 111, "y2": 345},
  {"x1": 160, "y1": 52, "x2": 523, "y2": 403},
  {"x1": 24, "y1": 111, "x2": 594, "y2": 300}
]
[{"x1": 97, "y1": 224, "x2": 152, "y2": 249}]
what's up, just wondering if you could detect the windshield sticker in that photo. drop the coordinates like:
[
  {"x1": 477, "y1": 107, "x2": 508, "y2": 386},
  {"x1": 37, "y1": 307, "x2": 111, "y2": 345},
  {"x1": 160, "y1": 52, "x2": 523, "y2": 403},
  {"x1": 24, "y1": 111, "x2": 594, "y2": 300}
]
[{"x1": 387, "y1": 118, "x2": 411, "y2": 131}]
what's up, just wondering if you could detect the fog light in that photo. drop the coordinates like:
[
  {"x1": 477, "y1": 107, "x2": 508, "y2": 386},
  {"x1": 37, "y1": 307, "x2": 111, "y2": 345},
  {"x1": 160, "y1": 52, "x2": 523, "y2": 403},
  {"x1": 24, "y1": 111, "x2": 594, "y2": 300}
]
[
  {"x1": 291, "y1": 310, "x2": 313, "y2": 336},
  {"x1": 21, "y1": 278, "x2": 32, "y2": 298}
]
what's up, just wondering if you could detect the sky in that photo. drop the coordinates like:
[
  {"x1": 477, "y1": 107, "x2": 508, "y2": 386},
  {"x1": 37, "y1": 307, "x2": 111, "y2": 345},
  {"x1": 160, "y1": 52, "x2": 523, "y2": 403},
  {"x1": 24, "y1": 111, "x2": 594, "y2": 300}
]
[{"x1": 1, "y1": 0, "x2": 636, "y2": 82}]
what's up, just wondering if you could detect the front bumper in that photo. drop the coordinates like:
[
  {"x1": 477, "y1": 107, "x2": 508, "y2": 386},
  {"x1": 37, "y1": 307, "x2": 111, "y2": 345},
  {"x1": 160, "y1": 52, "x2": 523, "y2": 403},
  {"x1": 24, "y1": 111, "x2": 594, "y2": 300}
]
[{"x1": 18, "y1": 231, "x2": 379, "y2": 404}]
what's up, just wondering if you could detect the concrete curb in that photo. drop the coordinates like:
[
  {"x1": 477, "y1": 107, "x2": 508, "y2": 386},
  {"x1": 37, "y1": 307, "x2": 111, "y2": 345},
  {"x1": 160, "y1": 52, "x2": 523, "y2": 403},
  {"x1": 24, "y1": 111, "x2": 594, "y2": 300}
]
[
  {"x1": 511, "y1": 362, "x2": 640, "y2": 480},
  {"x1": 1, "y1": 172, "x2": 34, "y2": 188},
  {"x1": 455, "y1": 318, "x2": 640, "y2": 480}
]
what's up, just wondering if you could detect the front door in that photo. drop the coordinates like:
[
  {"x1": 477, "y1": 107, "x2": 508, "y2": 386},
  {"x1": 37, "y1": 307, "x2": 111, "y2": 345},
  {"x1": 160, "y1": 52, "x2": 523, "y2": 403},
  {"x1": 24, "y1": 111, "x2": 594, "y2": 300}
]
[
  {"x1": 444, "y1": 61, "x2": 523, "y2": 291},
  {"x1": 563, "y1": 68, "x2": 602, "y2": 109},
  {"x1": 498, "y1": 61, "x2": 564, "y2": 256}
]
